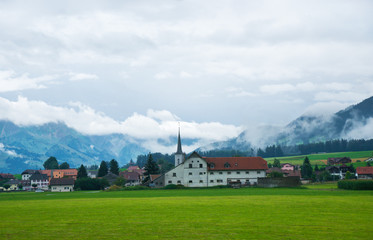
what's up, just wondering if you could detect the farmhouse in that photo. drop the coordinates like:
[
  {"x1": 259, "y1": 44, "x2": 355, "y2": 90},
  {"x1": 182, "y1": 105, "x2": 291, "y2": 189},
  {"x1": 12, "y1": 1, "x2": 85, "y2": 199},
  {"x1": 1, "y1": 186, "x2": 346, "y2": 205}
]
[
  {"x1": 29, "y1": 171, "x2": 49, "y2": 190},
  {"x1": 356, "y1": 166, "x2": 373, "y2": 179},
  {"x1": 327, "y1": 157, "x2": 351, "y2": 165},
  {"x1": 150, "y1": 129, "x2": 268, "y2": 188},
  {"x1": 21, "y1": 169, "x2": 38, "y2": 180},
  {"x1": 40, "y1": 169, "x2": 78, "y2": 180},
  {"x1": 50, "y1": 178, "x2": 75, "y2": 192}
]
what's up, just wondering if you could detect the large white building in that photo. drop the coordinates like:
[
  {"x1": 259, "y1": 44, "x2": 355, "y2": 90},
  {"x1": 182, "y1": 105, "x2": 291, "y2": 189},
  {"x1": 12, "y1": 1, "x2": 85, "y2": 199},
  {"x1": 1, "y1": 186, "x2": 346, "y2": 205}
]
[{"x1": 151, "y1": 130, "x2": 268, "y2": 188}]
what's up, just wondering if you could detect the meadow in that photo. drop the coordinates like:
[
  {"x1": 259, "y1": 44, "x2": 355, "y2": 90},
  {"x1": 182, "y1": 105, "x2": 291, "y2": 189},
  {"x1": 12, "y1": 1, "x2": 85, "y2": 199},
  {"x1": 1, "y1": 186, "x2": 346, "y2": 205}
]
[
  {"x1": 265, "y1": 150, "x2": 373, "y2": 166},
  {"x1": 1, "y1": 186, "x2": 372, "y2": 240}
]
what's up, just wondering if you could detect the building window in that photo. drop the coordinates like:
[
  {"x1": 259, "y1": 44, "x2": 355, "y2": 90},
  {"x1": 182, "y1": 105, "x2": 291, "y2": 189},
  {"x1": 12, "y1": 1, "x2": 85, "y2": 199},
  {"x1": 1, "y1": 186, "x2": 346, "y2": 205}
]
[
  {"x1": 257, "y1": 171, "x2": 261, "y2": 174},
  {"x1": 210, "y1": 163, "x2": 215, "y2": 169},
  {"x1": 246, "y1": 171, "x2": 249, "y2": 174},
  {"x1": 168, "y1": 181, "x2": 172, "y2": 184},
  {"x1": 210, "y1": 180, "x2": 214, "y2": 183},
  {"x1": 210, "y1": 172, "x2": 214, "y2": 175},
  {"x1": 228, "y1": 172, "x2": 231, "y2": 175},
  {"x1": 177, "y1": 180, "x2": 181, "y2": 184},
  {"x1": 224, "y1": 162, "x2": 231, "y2": 168},
  {"x1": 189, "y1": 172, "x2": 192, "y2": 175},
  {"x1": 219, "y1": 172, "x2": 223, "y2": 175},
  {"x1": 189, "y1": 164, "x2": 192, "y2": 168},
  {"x1": 199, "y1": 172, "x2": 203, "y2": 175},
  {"x1": 217, "y1": 179, "x2": 223, "y2": 183},
  {"x1": 199, "y1": 180, "x2": 203, "y2": 183},
  {"x1": 173, "y1": 173, "x2": 176, "y2": 177},
  {"x1": 237, "y1": 172, "x2": 240, "y2": 174},
  {"x1": 189, "y1": 180, "x2": 193, "y2": 183}
]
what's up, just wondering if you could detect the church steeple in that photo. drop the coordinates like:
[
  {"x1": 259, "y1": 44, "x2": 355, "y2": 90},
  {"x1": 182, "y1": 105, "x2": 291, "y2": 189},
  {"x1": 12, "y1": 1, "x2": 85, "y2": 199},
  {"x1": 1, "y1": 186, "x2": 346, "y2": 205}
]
[
  {"x1": 174, "y1": 124, "x2": 185, "y2": 166},
  {"x1": 176, "y1": 127, "x2": 182, "y2": 154}
]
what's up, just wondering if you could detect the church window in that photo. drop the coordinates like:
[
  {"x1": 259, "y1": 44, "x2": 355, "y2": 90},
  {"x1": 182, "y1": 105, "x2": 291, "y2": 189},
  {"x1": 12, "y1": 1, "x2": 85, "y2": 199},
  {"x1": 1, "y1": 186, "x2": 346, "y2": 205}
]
[
  {"x1": 189, "y1": 164, "x2": 192, "y2": 168},
  {"x1": 189, "y1": 172, "x2": 192, "y2": 175},
  {"x1": 199, "y1": 164, "x2": 203, "y2": 168},
  {"x1": 168, "y1": 181, "x2": 172, "y2": 184},
  {"x1": 224, "y1": 162, "x2": 231, "y2": 168},
  {"x1": 173, "y1": 173, "x2": 176, "y2": 177}
]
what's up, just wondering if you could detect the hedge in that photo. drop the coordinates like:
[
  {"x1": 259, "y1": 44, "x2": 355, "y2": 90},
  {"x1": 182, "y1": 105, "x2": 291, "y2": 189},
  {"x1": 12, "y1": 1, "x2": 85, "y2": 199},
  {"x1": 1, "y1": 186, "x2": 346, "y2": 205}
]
[{"x1": 338, "y1": 180, "x2": 373, "y2": 190}]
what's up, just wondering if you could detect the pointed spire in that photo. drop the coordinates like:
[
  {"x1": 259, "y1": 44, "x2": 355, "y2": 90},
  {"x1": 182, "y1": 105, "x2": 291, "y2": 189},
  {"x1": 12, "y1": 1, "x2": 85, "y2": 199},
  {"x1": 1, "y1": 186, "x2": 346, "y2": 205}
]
[{"x1": 176, "y1": 123, "x2": 183, "y2": 154}]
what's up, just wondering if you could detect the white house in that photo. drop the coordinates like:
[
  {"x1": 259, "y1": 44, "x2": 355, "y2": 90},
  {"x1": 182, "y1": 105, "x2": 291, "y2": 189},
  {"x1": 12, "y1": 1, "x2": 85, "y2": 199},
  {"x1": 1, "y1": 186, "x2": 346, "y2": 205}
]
[
  {"x1": 50, "y1": 178, "x2": 75, "y2": 192},
  {"x1": 150, "y1": 130, "x2": 268, "y2": 188},
  {"x1": 29, "y1": 171, "x2": 49, "y2": 190},
  {"x1": 21, "y1": 169, "x2": 37, "y2": 180}
]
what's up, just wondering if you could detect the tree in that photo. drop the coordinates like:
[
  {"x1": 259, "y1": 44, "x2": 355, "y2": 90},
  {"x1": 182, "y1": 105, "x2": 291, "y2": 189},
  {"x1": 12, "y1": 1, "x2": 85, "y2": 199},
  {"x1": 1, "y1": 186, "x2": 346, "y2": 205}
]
[
  {"x1": 3, "y1": 184, "x2": 10, "y2": 190},
  {"x1": 314, "y1": 164, "x2": 320, "y2": 172},
  {"x1": 59, "y1": 162, "x2": 70, "y2": 169},
  {"x1": 301, "y1": 156, "x2": 313, "y2": 179},
  {"x1": 268, "y1": 171, "x2": 283, "y2": 178},
  {"x1": 113, "y1": 176, "x2": 127, "y2": 187},
  {"x1": 77, "y1": 164, "x2": 88, "y2": 179},
  {"x1": 98, "y1": 161, "x2": 109, "y2": 177},
  {"x1": 345, "y1": 171, "x2": 353, "y2": 180},
  {"x1": 273, "y1": 158, "x2": 281, "y2": 168},
  {"x1": 74, "y1": 178, "x2": 109, "y2": 190},
  {"x1": 143, "y1": 153, "x2": 160, "y2": 183},
  {"x1": 32, "y1": 183, "x2": 37, "y2": 190},
  {"x1": 43, "y1": 156, "x2": 59, "y2": 169},
  {"x1": 18, "y1": 184, "x2": 23, "y2": 190},
  {"x1": 109, "y1": 159, "x2": 119, "y2": 175}
]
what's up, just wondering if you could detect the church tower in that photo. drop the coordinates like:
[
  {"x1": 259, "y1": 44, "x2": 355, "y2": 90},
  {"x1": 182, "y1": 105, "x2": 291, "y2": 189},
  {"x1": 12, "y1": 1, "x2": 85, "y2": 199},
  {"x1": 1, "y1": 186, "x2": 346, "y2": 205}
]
[{"x1": 174, "y1": 126, "x2": 185, "y2": 166}]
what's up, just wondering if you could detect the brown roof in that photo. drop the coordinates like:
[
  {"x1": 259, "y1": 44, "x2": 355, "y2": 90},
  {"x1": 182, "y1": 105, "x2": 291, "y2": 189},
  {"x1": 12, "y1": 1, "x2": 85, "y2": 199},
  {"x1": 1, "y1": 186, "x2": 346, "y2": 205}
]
[
  {"x1": 50, "y1": 178, "x2": 75, "y2": 186},
  {"x1": 356, "y1": 167, "x2": 373, "y2": 175},
  {"x1": 204, "y1": 157, "x2": 268, "y2": 171},
  {"x1": 0, "y1": 173, "x2": 14, "y2": 179},
  {"x1": 120, "y1": 171, "x2": 140, "y2": 180},
  {"x1": 150, "y1": 174, "x2": 161, "y2": 181}
]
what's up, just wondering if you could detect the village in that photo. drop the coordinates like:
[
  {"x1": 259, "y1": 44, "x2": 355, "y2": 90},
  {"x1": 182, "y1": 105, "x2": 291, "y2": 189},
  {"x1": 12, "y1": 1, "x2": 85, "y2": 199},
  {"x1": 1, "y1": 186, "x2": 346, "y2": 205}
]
[{"x1": 1, "y1": 131, "x2": 373, "y2": 192}]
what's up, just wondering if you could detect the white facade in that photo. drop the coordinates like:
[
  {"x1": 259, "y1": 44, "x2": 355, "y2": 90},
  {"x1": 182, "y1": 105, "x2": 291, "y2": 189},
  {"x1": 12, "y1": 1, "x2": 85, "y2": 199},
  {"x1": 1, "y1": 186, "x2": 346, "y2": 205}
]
[
  {"x1": 155, "y1": 152, "x2": 268, "y2": 188},
  {"x1": 30, "y1": 179, "x2": 49, "y2": 190},
  {"x1": 51, "y1": 185, "x2": 74, "y2": 192},
  {"x1": 22, "y1": 173, "x2": 32, "y2": 180}
]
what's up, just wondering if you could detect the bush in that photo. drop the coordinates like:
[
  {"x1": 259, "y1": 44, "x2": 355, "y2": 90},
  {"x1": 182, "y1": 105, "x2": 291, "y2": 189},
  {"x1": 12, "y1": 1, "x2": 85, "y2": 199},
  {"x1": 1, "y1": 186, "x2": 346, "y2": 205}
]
[
  {"x1": 122, "y1": 185, "x2": 150, "y2": 191},
  {"x1": 338, "y1": 180, "x2": 373, "y2": 190},
  {"x1": 106, "y1": 185, "x2": 123, "y2": 191},
  {"x1": 163, "y1": 184, "x2": 185, "y2": 189}
]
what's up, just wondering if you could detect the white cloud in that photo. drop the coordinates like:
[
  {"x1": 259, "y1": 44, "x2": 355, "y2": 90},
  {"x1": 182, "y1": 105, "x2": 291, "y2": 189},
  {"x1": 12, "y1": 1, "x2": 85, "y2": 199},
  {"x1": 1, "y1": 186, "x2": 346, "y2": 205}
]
[
  {"x1": 0, "y1": 70, "x2": 56, "y2": 92},
  {"x1": 0, "y1": 96, "x2": 242, "y2": 152},
  {"x1": 69, "y1": 72, "x2": 99, "y2": 81},
  {"x1": 0, "y1": 143, "x2": 23, "y2": 158}
]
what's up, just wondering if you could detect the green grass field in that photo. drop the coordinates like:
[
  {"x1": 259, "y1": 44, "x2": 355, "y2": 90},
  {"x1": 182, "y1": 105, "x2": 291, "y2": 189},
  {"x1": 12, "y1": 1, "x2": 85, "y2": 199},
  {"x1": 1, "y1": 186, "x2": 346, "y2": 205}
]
[
  {"x1": 1, "y1": 187, "x2": 372, "y2": 239},
  {"x1": 265, "y1": 150, "x2": 373, "y2": 166}
]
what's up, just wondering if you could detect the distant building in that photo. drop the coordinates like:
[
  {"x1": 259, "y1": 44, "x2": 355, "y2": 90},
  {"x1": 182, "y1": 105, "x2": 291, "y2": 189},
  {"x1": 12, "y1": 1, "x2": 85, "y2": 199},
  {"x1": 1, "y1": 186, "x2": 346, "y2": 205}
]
[
  {"x1": 21, "y1": 169, "x2": 38, "y2": 180},
  {"x1": 40, "y1": 169, "x2": 78, "y2": 181},
  {"x1": 356, "y1": 167, "x2": 373, "y2": 179},
  {"x1": 119, "y1": 171, "x2": 141, "y2": 186},
  {"x1": 50, "y1": 178, "x2": 75, "y2": 192},
  {"x1": 0, "y1": 173, "x2": 14, "y2": 181},
  {"x1": 281, "y1": 163, "x2": 295, "y2": 171},
  {"x1": 29, "y1": 171, "x2": 49, "y2": 190},
  {"x1": 87, "y1": 170, "x2": 98, "y2": 178},
  {"x1": 327, "y1": 157, "x2": 351, "y2": 165},
  {"x1": 325, "y1": 164, "x2": 354, "y2": 179}
]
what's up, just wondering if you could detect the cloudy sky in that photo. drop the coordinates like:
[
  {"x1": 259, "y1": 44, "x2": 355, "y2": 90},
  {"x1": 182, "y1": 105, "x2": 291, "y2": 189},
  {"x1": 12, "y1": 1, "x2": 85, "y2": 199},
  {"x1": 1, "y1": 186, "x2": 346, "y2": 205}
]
[{"x1": 0, "y1": 0, "x2": 372, "y2": 151}]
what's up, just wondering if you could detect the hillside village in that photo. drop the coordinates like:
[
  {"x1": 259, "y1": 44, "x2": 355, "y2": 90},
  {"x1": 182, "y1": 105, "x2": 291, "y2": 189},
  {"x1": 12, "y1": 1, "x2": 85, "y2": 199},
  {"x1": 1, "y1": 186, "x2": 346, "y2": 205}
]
[{"x1": 1, "y1": 130, "x2": 373, "y2": 192}]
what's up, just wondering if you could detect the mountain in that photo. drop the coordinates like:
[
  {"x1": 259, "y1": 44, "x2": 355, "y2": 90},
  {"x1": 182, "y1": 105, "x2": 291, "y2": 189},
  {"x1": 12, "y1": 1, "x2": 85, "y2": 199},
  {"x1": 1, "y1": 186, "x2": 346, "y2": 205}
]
[
  {"x1": 199, "y1": 96, "x2": 373, "y2": 152},
  {"x1": 0, "y1": 121, "x2": 148, "y2": 173}
]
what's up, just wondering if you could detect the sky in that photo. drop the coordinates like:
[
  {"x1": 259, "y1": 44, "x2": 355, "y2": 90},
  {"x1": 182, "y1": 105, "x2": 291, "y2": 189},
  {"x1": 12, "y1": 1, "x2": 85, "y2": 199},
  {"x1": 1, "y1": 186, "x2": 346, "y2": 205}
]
[{"x1": 0, "y1": 0, "x2": 373, "y2": 152}]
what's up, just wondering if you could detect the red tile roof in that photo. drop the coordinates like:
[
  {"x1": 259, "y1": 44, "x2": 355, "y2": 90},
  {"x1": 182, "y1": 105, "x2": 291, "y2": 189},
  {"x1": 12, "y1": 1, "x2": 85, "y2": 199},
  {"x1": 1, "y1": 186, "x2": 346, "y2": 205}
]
[
  {"x1": 356, "y1": 167, "x2": 373, "y2": 175},
  {"x1": 204, "y1": 157, "x2": 268, "y2": 171}
]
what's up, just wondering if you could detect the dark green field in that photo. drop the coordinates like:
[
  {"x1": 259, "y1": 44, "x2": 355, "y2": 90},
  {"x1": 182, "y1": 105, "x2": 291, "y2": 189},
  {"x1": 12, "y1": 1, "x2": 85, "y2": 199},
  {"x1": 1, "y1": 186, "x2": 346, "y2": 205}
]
[{"x1": 1, "y1": 186, "x2": 372, "y2": 239}]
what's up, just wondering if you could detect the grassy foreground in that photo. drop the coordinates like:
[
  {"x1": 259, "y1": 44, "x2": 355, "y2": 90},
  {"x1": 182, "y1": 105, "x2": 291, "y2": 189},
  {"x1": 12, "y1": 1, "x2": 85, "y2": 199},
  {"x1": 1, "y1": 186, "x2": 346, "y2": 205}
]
[{"x1": 1, "y1": 187, "x2": 372, "y2": 240}]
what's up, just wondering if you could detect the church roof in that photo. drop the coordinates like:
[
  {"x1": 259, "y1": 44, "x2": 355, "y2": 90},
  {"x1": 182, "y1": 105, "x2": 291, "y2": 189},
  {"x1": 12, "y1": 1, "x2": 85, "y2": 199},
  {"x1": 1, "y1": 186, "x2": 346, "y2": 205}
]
[{"x1": 204, "y1": 157, "x2": 268, "y2": 171}]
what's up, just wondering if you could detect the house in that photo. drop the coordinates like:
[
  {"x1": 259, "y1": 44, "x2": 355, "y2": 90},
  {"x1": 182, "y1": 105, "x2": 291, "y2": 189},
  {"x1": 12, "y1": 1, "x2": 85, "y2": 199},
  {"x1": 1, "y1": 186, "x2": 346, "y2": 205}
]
[
  {"x1": 0, "y1": 173, "x2": 14, "y2": 181},
  {"x1": 281, "y1": 163, "x2": 295, "y2": 171},
  {"x1": 29, "y1": 171, "x2": 49, "y2": 190},
  {"x1": 87, "y1": 170, "x2": 98, "y2": 178},
  {"x1": 365, "y1": 158, "x2": 373, "y2": 163},
  {"x1": 50, "y1": 178, "x2": 75, "y2": 192},
  {"x1": 102, "y1": 172, "x2": 119, "y2": 185},
  {"x1": 327, "y1": 157, "x2": 351, "y2": 165},
  {"x1": 266, "y1": 167, "x2": 301, "y2": 178},
  {"x1": 325, "y1": 164, "x2": 354, "y2": 179},
  {"x1": 119, "y1": 171, "x2": 141, "y2": 186},
  {"x1": 149, "y1": 129, "x2": 268, "y2": 188},
  {"x1": 356, "y1": 167, "x2": 373, "y2": 179},
  {"x1": 21, "y1": 169, "x2": 38, "y2": 180},
  {"x1": 40, "y1": 169, "x2": 78, "y2": 180}
]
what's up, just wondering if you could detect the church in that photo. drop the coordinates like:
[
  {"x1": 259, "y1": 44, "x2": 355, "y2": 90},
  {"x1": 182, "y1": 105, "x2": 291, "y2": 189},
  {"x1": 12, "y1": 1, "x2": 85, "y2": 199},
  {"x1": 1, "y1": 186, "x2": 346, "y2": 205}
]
[{"x1": 151, "y1": 129, "x2": 268, "y2": 188}]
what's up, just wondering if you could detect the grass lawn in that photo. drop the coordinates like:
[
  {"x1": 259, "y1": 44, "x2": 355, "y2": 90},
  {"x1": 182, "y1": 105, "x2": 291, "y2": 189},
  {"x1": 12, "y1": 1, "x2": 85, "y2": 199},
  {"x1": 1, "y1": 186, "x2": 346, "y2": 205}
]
[{"x1": 1, "y1": 187, "x2": 372, "y2": 239}]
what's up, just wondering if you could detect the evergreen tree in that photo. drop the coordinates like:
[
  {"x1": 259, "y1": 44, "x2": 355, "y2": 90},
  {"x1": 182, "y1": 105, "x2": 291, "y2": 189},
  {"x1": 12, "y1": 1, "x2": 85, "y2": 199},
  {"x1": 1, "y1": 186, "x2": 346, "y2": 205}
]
[
  {"x1": 77, "y1": 164, "x2": 88, "y2": 179},
  {"x1": 43, "y1": 156, "x2": 59, "y2": 169},
  {"x1": 109, "y1": 159, "x2": 119, "y2": 175},
  {"x1": 273, "y1": 158, "x2": 281, "y2": 168},
  {"x1": 98, "y1": 161, "x2": 109, "y2": 177},
  {"x1": 59, "y1": 162, "x2": 70, "y2": 169},
  {"x1": 314, "y1": 164, "x2": 319, "y2": 172},
  {"x1": 142, "y1": 153, "x2": 160, "y2": 183},
  {"x1": 301, "y1": 156, "x2": 313, "y2": 179}
]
